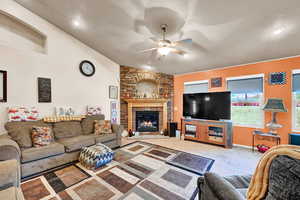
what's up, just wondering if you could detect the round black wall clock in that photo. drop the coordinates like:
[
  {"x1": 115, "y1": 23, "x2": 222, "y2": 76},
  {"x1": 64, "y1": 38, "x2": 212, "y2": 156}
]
[{"x1": 79, "y1": 60, "x2": 95, "y2": 77}]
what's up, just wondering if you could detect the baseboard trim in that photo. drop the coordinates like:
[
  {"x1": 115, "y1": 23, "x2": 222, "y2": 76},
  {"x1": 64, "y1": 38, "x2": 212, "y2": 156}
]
[{"x1": 233, "y1": 143, "x2": 257, "y2": 151}]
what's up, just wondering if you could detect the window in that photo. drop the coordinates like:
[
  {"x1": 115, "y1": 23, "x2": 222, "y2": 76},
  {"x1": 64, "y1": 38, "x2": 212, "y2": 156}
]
[
  {"x1": 184, "y1": 80, "x2": 208, "y2": 94},
  {"x1": 227, "y1": 75, "x2": 264, "y2": 127},
  {"x1": 293, "y1": 72, "x2": 300, "y2": 131}
]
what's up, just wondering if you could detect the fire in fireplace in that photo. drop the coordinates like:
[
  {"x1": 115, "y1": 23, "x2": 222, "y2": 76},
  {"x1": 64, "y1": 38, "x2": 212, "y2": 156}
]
[{"x1": 136, "y1": 111, "x2": 159, "y2": 132}]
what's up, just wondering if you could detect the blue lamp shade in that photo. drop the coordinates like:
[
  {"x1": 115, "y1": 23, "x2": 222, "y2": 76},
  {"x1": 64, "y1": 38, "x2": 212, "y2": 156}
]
[{"x1": 262, "y1": 98, "x2": 287, "y2": 112}]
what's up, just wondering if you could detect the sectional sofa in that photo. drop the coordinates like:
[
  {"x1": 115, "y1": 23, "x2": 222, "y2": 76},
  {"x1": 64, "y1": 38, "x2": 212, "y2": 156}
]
[{"x1": 0, "y1": 114, "x2": 123, "y2": 178}]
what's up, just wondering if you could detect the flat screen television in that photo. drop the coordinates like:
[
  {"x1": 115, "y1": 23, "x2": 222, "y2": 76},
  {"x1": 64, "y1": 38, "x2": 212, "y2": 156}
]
[{"x1": 183, "y1": 92, "x2": 231, "y2": 120}]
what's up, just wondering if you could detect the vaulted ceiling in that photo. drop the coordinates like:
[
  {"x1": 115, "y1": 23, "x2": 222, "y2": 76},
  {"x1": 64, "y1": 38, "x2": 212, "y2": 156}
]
[{"x1": 14, "y1": 0, "x2": 300, "y2": 74}]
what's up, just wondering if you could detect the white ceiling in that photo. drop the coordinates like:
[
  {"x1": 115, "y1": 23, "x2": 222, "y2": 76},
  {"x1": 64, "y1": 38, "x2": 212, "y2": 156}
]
[{"x1": 14, "y1": 0, "x2": 300, "y2": 74}]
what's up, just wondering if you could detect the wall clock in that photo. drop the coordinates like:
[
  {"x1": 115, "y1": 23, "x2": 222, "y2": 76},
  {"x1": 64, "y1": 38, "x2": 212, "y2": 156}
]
[{"x1": 79, "y1": 60, "x2": 95, "y2": 77}]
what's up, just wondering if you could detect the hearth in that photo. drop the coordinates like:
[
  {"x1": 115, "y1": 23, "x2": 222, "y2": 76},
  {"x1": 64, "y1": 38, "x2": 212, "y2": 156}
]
[{"x1": 136, "y1": 111, "x2": 159, "y2": 132}]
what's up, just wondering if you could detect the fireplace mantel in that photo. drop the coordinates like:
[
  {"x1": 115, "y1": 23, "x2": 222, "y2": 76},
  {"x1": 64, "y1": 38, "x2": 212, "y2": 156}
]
[
  {"x1": 124, "y1": 98, "x2": 168, "y2": 132},
  {"x1": 124, "y1": 98, "x2": 168, "y2": 104}
]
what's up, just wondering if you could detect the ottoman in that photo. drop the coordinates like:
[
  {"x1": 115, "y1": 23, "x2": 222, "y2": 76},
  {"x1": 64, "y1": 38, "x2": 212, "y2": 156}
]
[{"x1": 79, "y1": 143, "x2": 114, "y2": 169}]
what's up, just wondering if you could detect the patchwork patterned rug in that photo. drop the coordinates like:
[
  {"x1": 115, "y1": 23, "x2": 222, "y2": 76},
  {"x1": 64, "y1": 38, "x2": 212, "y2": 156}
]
[{"x1": 21, "y1": 141, "x2": 214, "y2": 200}]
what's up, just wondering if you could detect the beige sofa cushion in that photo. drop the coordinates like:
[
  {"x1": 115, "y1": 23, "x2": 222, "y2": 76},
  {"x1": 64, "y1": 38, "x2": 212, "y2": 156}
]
[
  {"x1": 57, "y1": 135, "x2": 95, "y2": 152},
  {"x1": 5, "y1": 121, "x2": 51, "y2": 148},
  {"x1": 95, "y1": 134, "x2": 116, "y2": 144},
  {"x1": 81, "y1": 115, "x2": 105, "y2": 135},
  {"x1": 53, "y1": 121, "x2": 82, "y2": 139},
  {"x1": 21, "y1": 142, "x2": 65, "y2": 163}
]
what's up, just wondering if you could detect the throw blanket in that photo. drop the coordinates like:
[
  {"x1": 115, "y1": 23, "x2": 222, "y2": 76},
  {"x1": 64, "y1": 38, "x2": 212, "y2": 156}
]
[{"x1": 247, "y1": 145, "x2": 300, "y2": 200}]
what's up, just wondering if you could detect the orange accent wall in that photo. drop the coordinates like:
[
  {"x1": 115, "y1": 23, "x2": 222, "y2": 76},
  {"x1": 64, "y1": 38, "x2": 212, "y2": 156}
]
[{"x1": 174, "y1": 56, "x2": 300, "y2": 147}]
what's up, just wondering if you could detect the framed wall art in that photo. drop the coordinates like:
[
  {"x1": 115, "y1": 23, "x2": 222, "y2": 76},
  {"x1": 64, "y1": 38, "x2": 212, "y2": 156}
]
[
  {"x1": 110, "y1": 101, "x2": 118, "y2": 124},
  {"x1": 109, "y1": 85, "x2": 118, "y2": 99},
  {"x1": 210, "y1": 77, "x2": 222, "y2": 88},
  {"x1": 269, "y1": 72, "x2": 286, "y2": 85},
  {"x1": 38, "y1": 77, "x2": 51, "y2": 103},
  {"x1": 0, "y1": 70, "x2": 7, "y2": 103}
]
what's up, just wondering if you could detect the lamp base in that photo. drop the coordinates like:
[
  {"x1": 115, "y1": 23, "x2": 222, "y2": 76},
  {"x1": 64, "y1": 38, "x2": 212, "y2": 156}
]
[{"x1": 266, "y1": 122, "x2": 282, "y2": 134}]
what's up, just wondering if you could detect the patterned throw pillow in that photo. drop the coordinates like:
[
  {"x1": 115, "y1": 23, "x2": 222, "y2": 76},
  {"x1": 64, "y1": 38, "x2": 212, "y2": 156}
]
[
  {"x1": 8, "y1": 107, "x2": 40, "y2": 122},
  {"x1": 87, "y1": 106, "x2": 102, "y2": 116},
  {"x1": 94, "y1": 120, "x2": 112, "y2": 135},
  {"x1": 31, "y1": 126, "x2": 53, "y2": 147}
]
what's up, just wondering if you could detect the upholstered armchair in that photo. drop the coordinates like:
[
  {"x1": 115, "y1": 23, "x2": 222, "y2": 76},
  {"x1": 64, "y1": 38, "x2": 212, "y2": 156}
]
[{"x1": 198, "y1": 155, "x2": 300, "y2": 200}]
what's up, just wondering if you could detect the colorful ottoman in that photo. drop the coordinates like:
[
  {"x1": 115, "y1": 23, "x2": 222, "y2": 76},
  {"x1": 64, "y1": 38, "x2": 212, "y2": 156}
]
[{"x1": 79, "y1": 143, "x2": 115, "y2": 169}]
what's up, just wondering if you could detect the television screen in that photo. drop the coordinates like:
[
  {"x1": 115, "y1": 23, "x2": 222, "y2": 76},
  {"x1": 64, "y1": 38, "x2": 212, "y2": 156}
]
[{"x1": 183, "y1": 92, "x2": 231, "y2": 120}]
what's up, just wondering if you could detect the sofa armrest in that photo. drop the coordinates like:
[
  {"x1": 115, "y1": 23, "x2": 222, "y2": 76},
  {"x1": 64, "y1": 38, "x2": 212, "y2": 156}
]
[
  {"x1": 199, "y1": 173, "x2": 246, "y2": 200},
  {"x1": 0, "y1": 135, "x2": 21, "y2": 162},
  {"x1": 112, "y1": 124, "x2": 124, "y2": 146},
  {"x1": 0, "y1": 159, "x2": 20, "y2": 190}
]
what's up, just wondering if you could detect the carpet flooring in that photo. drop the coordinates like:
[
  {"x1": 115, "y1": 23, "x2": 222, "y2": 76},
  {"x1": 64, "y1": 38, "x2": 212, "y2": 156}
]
[{"x1": 21, "y1": 141, "x2": 214, "y2": 200}]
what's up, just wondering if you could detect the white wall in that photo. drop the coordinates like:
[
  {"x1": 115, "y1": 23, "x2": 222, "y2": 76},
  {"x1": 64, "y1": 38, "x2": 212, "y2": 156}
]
[{"x1": 0, "y1": 0, "x2": 120, "y2": 133}]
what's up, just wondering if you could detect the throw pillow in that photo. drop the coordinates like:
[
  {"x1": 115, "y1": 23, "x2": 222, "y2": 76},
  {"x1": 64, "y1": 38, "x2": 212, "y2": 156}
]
[
  {"x1": 31, "y1": 126, "x2": 53, "y2": 147},
  {"x1": 8, "y1": 107, "x2": 40, "y2": 122},
  {"x1": 87, "y1": 106, "x2": 102, "y2": 116},
  {"x1": 81, "y1": 115, "x2": 105, "y2": 135},
  {"x1": 94, "y1": 120, "x2": 112, "y2": 135}
]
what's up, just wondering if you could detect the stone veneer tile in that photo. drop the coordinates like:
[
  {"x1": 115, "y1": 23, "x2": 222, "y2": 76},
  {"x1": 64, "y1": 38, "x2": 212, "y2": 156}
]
[{"x1": 74, "y1": 179, "x2": 115, "y2": 200}]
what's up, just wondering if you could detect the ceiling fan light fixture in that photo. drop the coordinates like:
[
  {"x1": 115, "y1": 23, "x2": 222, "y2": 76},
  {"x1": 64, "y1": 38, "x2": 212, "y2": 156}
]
[{"x1": 158, "y1": 47, "x2": 171, "y2": 56}]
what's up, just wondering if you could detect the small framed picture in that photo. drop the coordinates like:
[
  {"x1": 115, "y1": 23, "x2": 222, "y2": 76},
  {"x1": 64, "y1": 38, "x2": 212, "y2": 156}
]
[
  {"x1": 110, "y1": 101, "x2": 118, "y2": 124},
  {"x1": 269, "y1": 72, "x2": 286, "y2": 85},
  {"x1": 38, "y1": 77, "x2": 51, "y2": 103},
  {"x1": 109, "y1": 86, "x2": 118, "y2": 99},
  {"x1": 210, "y1": 77, "x2": 222, "y2": 88}
]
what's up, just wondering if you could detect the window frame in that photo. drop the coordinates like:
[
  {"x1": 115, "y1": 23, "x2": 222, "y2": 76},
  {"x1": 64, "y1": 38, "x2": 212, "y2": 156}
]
[
  {"x1": 292, "y1": 70, "x2": 300, "y2": 132},
  {"x1": 184, "y1": 80, "x2": 209, "y2": 94},
  {"x1": 226, "y1": 74, "x2": 265, "y2": 128}
]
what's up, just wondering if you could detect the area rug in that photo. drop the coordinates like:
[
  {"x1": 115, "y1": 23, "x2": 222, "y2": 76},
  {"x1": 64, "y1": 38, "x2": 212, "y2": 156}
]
[{"x1": 21, "y1": 141, "x2": 214, "y2": 200}]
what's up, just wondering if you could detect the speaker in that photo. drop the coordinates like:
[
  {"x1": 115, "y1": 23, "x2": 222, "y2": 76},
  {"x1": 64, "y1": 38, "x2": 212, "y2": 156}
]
[{"x1": 168, "y1": 122, "x2": 178, "y2": 137}]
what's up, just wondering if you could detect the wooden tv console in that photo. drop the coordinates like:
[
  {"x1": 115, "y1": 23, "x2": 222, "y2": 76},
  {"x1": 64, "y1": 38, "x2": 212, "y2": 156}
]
[{"x1": 181, "y1": 118, "x2": 233, "y2": 148}]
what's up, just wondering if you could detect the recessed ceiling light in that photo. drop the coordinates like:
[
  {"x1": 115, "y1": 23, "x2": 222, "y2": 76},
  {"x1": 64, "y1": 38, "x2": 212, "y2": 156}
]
[
  {"x1": 273, "y1": 28, "x2": 284, "y2": 35},
  {"x1": 73, "y1": 20, "x2": 80, "y2": 27}
]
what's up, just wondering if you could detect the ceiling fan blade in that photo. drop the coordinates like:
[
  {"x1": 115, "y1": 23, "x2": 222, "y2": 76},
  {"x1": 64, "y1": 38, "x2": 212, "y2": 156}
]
[
  {"x1": 149, "y1": 37, "x2": 159, "y2": 43},
  {"x1": 172, "y1": 38, "x2": 193, "y2": 46},
  {"x1": 171, "y1": 49, "x2": 187, "y2": 56},
  {"x1": 139, "y1": 48, "x2": 158, "y2": 53}
]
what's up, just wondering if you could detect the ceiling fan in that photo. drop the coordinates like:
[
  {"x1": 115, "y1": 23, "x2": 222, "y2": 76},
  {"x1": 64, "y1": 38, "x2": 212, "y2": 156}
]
[{"x1": 140, "y1": 24, "x2": 192, "y2": 57}]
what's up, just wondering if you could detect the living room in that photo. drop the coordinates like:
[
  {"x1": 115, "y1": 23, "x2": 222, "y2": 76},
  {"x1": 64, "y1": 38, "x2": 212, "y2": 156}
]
[{"x1": 0, "y1": 1, "x2": 299, "y2": 200}]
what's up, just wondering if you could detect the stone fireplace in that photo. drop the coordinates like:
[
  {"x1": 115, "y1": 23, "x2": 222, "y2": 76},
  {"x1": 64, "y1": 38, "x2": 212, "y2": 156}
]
[
  {"x1": 124, "y1": 98, "x2": 168, "y2": 133},
  {"x1": 120, "y1": 66, "x2": 174, "y2": 132}
]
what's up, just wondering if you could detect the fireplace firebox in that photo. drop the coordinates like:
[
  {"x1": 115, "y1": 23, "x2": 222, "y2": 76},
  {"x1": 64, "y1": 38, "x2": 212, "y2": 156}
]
[{"x1": 136, "y1": 111, "x2": 159, "y2": 132}]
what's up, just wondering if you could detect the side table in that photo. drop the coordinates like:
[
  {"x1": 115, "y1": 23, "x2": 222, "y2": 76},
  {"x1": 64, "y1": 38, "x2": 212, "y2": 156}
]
[{"x1": 252, "y1": 130, "x2": 281, "y2": 152}]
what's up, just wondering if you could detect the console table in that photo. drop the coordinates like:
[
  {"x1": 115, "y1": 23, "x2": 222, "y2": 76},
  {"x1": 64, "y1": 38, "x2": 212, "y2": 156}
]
[{"x1": 252, "y1": 130, "x2": 281, "y2": 152}]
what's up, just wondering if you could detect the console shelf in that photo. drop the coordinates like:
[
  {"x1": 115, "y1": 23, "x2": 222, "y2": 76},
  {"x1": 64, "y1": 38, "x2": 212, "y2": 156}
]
[{"x1": 181, "y1": 118, "x2": 233, "y2": 148}]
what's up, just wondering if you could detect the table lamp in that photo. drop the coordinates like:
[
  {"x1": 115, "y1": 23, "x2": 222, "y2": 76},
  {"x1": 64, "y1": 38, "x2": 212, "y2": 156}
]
[{"x1": 262, "y1": 98, "x2": 287, "y2": 134}]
